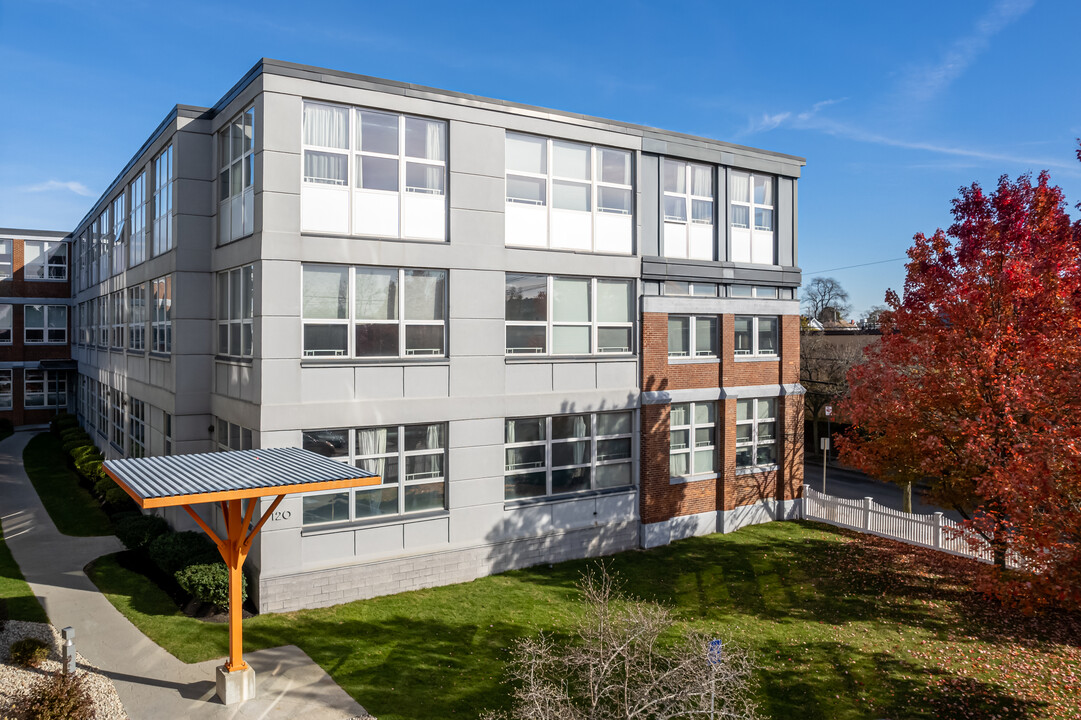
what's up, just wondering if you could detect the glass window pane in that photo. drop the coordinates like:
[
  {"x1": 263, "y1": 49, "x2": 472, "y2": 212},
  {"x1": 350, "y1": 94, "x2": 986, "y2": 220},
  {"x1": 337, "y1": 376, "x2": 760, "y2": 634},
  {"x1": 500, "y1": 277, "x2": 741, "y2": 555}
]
[
  {"x1": 303, "y1": 266, "x2": 348, "y2": 319},
  {"x1": 506, "y1": 175, "x2": 546, "y2": 204},
  {"x1": 597, "y1": 438, "x2": 631, "y2": 461},
  {"x1": 506, "y1": 133, "x2": 546, "y2": 174},
  {"x1": 404, "y1": 482, "x2": 444, "y2": 512},
  {"x1": 405, "y1": 162, "x2": 445, "y2": 194},
  {"x1": 552, "y1": 278, "x2": 590, "y2": 322},
  {"x1": 25, "y1": 305, "x2": 43, "y2": 327},
  {"x1": 506, "y1": 325, "x2": 546, "y2": 354},
  {"x1": 758, "y1": 421, "x2": 776, "y2": 441},
  {"x1": 355, "y1": 486, "x2": 398, "y2": 518},
  {"x1": 669, "y1": 453, "x2": 689, "y2": 477},
  {"x1": 505, "y1": 275, "x2": 547, "y2": 321},
  {"x1": 755, "y1": 208, "x2": 774, "y2": 232},
  {"x1": 670, "y1": 429, "x2": 689, "y2": 451},
  {"x1": 405, "y1": 454, "x2": 444, "y2": 481},
  {"x1": 552, "y1": 440, "x2": 590, "y2": 467},
  {"x1": 356, "y1": 324, "x2": 399, "y2": 356},
  {"x1": 695, "y1": 402, "x2": 715, "y2": 426},
  {"x1": 506, "y1": 471, "x2": 546, "y2": 500},
  {"x1": 695, "y1": 317, "x2": 717, "y2": 356},
  {"x1": 552, "y1": 467, "x2": 590, "y2": 494},
  {"x1": 303, "y1": 103, "x2": 348, "y2": 149},
  {"x1": 405, "y1": 325, "x2": 444, "y2": 355},
  {"x1": 597, "y1": 280, "x2": 632, "y2": 322},
  {"x1": 695, "y1": 427, "x2": 713, "y2": 448},
  {"x1": 359, "y1": 110, "x2": 399, "y2": 155},
  {"x1": 755, "y1": 286, "x2": 778, "y2": 299},
  {"x1": 694, "y1": 448, "x2": 716, "y2": 473},
  {"x1": 730, "y1": 285, "x2": 753, "y2": 298},
  {"x1": 595, "y1": 463, "x2": 631, "y2": 488},
  {"x1": 736, "y1": 399, "x2": 752, "y2": 422},
  {"x1": 670, "y1": 403, "x2": 689, "y2": 427},
  {"x1": 598, "y1": 148, "x2": 631, "y2": 185},
  {"x1": 303, "y1": 429, "x2": 349, "y2": 458},
  {"x1": 756, "y1": 444, "x2": 776, "y2": 465},
  {"x1": 552, "y1": 414, "x2": 589, "y2": 439},
  {"x1": 303, "y1": 493, "x2": 349, "y2": 524},
  {"x1": 736, "y1": 425, "x2": 752, "y2": 442},
  {"x1": 506, "y1": 417, "x2": 545, "y2": 443},
  {"x1": 663, "y1": 160, "x2": 685, "y2": 194},
  {"x1": 734, "y1": 316, "x2": 752, "y2": 355},
  {"x1": 358, "y1": 156, "x2": 399, "y2": 191},
  {"x1": 758, "y1": 317, "x2": 777, "y2": 354},
  {"x1": 730, "y1": 172, "x2": 750, "y2": 203},
  {"x1": 758, "y1": 398, "x2": 776, "y2": 419},
  {"x1": 506, "y1": 445, "x2": 546, "y2": 471},
  {"x1": 243, "y1": 266, "x2": 254, "y2": 319},
  {"x1": 597, "y1": 327, "x2": 631, "y2": 353},
  {"x1": 691, "y1": 164, "x2": 712, "y2": 196},
  {"x1": 730, "y1": 204, "x2": 749, "y2": 229},
  {"x1": 598, "y1": 186, "x2": 632, "y2": 214},
  {"x1": 404, "y1": 270, "x2": 445, "y2": 321},
  {"x1": 736, "y1": 448, "x2": 753, "y2": 467},
  {"x1": 668, "y1": 317, "x2": 689, "y2": 356},
  {"x1": 404, "y1": 424, "x2": 445, "y2": 451},
  {"x1": 553, "y1": 325, "x2": 590, "y2": 354},
  {"x1": 664, "y1": 281, "x2": 690, "y2": 296},
  {"x1": 404, "y1": 117, "x2": 445, "y2": 161},
  {"x1": 357, "y1": 426, "x2": 398, "y2": 456},
  {"x1": 355, "y1": 267, "x2": 398, "y2": 320},
  {"x1": 753, "y1": 176, "x2": 773, "y2": 205},
  {"x1": 357, "y1": 455, "x2": 399, "y2": 484},
  {"x1": 692, "y1": 199, "x2": 714, "y2": 224},
  {"x1": 304, "y1": 325, "x2": 348, "y2": 356},
  {"x1": 664, "y1": 196, "x2": 687, "y2": 222},
  {"x1": 552, "y1": 180, "x2": 590, "y2": 211},
  {"x1": 304, "y1": 150, "x2": 348, "y2": 185},
  {"x1": 597, "y1": 412, "x2": 631, "y2": 436},
  {"x1": 230, "y1": 269, "x2": 242, "y2": 320},
  {"x1": 552, "y1": 141, "x2": 590, "y2": 180}
]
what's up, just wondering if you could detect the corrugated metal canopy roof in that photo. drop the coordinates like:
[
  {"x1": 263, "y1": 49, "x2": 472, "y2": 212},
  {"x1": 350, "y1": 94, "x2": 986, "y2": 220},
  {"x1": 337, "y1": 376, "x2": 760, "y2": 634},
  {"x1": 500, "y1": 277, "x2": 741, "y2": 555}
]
[{"x1": 103, "y1": 448, "x2": 379, "y2": 508}]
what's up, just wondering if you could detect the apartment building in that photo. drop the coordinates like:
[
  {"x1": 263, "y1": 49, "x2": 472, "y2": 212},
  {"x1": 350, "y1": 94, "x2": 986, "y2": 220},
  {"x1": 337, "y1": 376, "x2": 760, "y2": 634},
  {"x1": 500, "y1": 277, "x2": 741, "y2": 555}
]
[
  {"x1": 0, "y1": 228, "x2": 74, "y2": 427},
  {"x1": 68, "y1": 59, "x2": 805, "y2": 612}
]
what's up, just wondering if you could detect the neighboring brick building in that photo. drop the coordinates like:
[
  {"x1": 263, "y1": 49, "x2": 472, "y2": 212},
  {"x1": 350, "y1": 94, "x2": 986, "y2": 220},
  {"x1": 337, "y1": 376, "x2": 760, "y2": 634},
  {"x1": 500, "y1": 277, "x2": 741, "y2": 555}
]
[{"x1": 0, "y1": 229, "x2": 74, "y2": 427}]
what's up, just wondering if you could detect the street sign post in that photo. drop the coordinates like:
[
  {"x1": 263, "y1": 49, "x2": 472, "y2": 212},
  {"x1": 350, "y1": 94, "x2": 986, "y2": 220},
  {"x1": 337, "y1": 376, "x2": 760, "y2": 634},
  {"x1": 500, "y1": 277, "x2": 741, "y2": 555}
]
[
  {"x1": 707, "y1": 639, "x2": 723, "y2": 719},
  {"x1": 820, "y1": 437, "x2": 830, "y2": 492}
]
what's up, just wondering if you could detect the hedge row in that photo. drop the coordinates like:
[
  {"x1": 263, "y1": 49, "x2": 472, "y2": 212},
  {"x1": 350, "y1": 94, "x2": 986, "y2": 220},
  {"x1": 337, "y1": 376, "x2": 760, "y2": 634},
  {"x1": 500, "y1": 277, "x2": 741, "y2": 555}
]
[{"x1": 49, "y1": 413, "x2": 248, "y2": 610}]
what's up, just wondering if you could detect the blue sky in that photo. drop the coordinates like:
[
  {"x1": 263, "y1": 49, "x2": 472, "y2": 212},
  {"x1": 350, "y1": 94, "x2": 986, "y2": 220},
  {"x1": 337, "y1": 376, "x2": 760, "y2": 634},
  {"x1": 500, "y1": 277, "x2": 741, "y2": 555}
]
[{"x1": 1, "y1": 0, "x2": 1078, "y2": 316}]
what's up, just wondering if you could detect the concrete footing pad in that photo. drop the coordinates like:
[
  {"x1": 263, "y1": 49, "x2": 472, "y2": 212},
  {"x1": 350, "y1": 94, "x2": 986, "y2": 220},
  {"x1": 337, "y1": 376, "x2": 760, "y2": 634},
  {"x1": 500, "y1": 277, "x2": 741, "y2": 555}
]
[{"x1": 216, "y1": 664, "x2": 256, "y2": 705}]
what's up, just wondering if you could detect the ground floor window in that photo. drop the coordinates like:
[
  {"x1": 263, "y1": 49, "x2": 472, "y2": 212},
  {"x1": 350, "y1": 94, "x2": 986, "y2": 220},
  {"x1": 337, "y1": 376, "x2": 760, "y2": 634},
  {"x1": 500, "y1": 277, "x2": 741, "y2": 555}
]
[
  {"x1": 0, "y1": 370, "x2": 11, "y2": 410},
  {"x1": 504, "y1": 410, "x2": 634, "y2": 500},
  {"x1": 301, "y1": 422, "x2": 447, "y2": 525},
  {"x1": 24, "y1": 370, "x2": 67, "y2": 409},
  {"x1": 669, "y1": 402, "x2": 716, "y2": 478},
  {"x1": 736, "y1": 398, "x2": 777, "y2": 469}
]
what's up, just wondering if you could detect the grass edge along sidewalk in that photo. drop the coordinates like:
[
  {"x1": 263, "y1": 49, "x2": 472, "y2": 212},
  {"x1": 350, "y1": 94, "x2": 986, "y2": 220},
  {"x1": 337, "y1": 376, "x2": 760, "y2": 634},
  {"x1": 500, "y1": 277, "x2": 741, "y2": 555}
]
[
  {"x1": 86, "y1": 520, "x2": 1081, "y2": 720},
  {"x1": 0, "y1": 517, "x2": 49, "y2": 625},
  {"x1": 23, "y1": 432, "x2": 113, "y2": 537}
]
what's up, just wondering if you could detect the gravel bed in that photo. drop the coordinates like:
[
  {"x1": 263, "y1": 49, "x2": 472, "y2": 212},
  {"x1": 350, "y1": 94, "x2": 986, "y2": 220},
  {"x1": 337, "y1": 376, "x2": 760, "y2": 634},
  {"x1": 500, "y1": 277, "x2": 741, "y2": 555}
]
[{"x1": 0, "y1": 620, "x2": 127, "y2": 719}]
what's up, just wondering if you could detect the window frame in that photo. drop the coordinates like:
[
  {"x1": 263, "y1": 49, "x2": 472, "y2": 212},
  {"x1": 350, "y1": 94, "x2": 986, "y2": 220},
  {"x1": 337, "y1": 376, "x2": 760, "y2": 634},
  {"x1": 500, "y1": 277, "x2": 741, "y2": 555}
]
[
  {"x1": 110, "y1": 388, "x2": 124, "y2": 450},
  {"x1": 729, "y1": 170, "x2": 776, "y2": 264},
  {"x1": 667, "y1": 315, "x2": 718, "y2": 359},
  {"x1": 669, "y1": 401, "x2": 717, "y2": 479},
  {"x1": 152, "y1": 145, "x2": 174, "y2": 257},
  {"x1": 129, "y1": 171, "x2": 147, "y2": 267},
  {"x1": 23, "y1": 304, "x2": 67, "y2": 344},
  {"x1": 0, "y1": 239, "x2": 11, "y2": 280},
  {"x1": 0, "y1": 304, "x2": 11, "y2": 344},
  {"x1": 215, "y1": 417, "x2": 254, "y2": 452},
  {"x1": 24, "y1": 370, "x2": 67, "y2": 409},
  {"x1": 217, "y1": 265, "x2": 254, "y2": 358},
  {"x1": 110, "y1": 290, "x2": 124, "y2": 349},
  {"x1": 128, "y1": 398, "x2": 145, "y2": 458},
  {"x1": 127, "y1": 284, "x2": 146, "y2": 351},
  {"x1": 22, "y1": 240, "x2": 69, "y2": 282},
  {"x1": 504, "y1": 274, "x2": 635, "y2": 357},
  {"x1": 733, "y1": 316, "x2": 779, "y2": 358},
  {"x1": 112, "y1": 193, "x2": 126, "y2": 276},
  {"x1": 218, "y1": 106, "x2": 256, "y2": 244},
  {"x1": 736, "y1": 397, "x2": 778, "y2": 470},
  {"x1": 150, "y1": 275, "x2": 172, "y2": 354},
  {"x1": 0, "y1": 369, "x2": 11, "y2": 410}
]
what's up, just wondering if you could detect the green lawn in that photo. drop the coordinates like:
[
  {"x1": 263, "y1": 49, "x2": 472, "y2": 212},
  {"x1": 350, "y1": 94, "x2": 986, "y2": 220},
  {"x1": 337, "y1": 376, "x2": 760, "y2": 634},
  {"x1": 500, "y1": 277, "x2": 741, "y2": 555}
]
[
  {"x1": 86, "y1": 521, "x2": 1080, "y2": 720},
  {"x1": 23, "y1": 432, "x2": 113, "y2": 537},
  {"x1": 0, "y1": 518, "x2": 48, "y2": 624}
]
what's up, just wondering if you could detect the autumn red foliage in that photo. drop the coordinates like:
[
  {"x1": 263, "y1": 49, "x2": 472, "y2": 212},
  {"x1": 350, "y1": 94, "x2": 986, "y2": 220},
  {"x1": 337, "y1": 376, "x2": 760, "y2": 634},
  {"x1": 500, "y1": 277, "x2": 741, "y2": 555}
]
[{"x1": 839, "y1": 148, "x2": 1081, "y2": 611}]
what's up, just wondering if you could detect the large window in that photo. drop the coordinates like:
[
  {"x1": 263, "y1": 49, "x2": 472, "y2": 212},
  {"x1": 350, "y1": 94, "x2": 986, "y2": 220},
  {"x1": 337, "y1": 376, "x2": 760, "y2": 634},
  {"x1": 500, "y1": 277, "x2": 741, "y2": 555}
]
[
  {"x1": 736, "y1": 398, "x2": 777, "y2": 469},
  {"x1": 505, "y1": 133, "x2": 633, "y2": 254},
  {"x1": 216, "y1": 417, "x2": 254, "y2": 452},
  {"x1": 151, "y1": 275, "x2": 172, "y2": 353},
  {"x1": 23, "y1": 241, "x2": 68, "y2": 281},
  {"x1": 110, "y1": 291, "x2": 124, "y2": 349},
  {"x1": 730, "y1": 171, "x2": 775, "y2": 264},
  {"x1": 24, "y1": 305, "x2": 66, "y2": 344},
  {"x1": 128, "y1": 284, "x2": 146, "y2": 351},
  {"x1": 0, "y1": 370, "x2": 10, "y2": 410},
  {"x1": 504, "y1": 411, "x2": 634, "y2": 500},
  {"x1": 217, "y1": 265, "x2": 254, "y2": 357},
  {"x1": 663, "y1": 159, "x2": 714, "y2": 260},
  {"x1": 96, "y1": 381, "x2": 108, "y2": 436},
  {"x1": 219, "y1": 106, "x2": 255, "y2": 243},
  {"x1": 24, "y1": 370, "x2": 66, "y2": 409},
  {"x1": 0, "y1": 304, "x2": 10, "y2": 344},
  {"x1": 505, "y1": 275, "x2": 634, "y2": 355},
  {"x1": 669, "y1": 402, "x2": 715, "y2": 478},
  {"x1": 112, "y1": 194, "x2": 126, "y2": 276},
  {"x1": 734, "y1": 316, "x2": 778, "y2": 357},
  {"x1": 301, "y1": 101, "x2": 447, "y2": 241},
  {"x1": 301, "y1": 423, "x2": 447, "y2": 524},
  {"x1": 668, "y1": 316, "x2": 717, "y2": 358},
  {"x1": 110, "y1": 388, "x2": 124, "y2": 449},
  {"x1": 0, "y1": 239, "x2": 11, "y2": 280},
  {"x1": 302, "y1": 264, "x2": 446, "y2": 359},
  {"x1": 96, "y1": 297, "x2": 107, "y2": 347},
  {"x1": 128, "y1": 398, "x2": 145, "y2": 458},
  {"x1": 129, "y1": 172, "x2": 147, "y2": 267},
  {"x1": 96, "y1": 207, "x2": 110, "y2": 282},
  {"x1": 152, "y1": 145, "x2": 174, "y2": 256}
]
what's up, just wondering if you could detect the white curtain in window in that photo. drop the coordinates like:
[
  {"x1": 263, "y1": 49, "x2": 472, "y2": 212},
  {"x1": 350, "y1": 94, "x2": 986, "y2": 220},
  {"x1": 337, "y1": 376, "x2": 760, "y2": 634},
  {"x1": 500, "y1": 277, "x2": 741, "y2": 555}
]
[
  {"x1": 357, "y1": 428, "x2": 389, "y2": 479},
  {"x1": 691, "y1": 165, "x2": 712, "y2": 197},
  {"x1": 572, "y1": 415, "x2": 587, "y2": 465},
  {"x1": 731, "y1": 172, "x2": 750, "y2": 203},
  {"x1": 303, "y1": 103, "x2": 348, "y2": 149},
  {"x1": 304, "y1": 151, "x2": 347, "y2": 185}
]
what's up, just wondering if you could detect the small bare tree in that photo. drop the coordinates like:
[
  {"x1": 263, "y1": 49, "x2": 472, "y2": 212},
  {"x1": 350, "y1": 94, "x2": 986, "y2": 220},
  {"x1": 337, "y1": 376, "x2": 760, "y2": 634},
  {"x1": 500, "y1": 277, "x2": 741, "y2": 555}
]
[
  {"x1": 483, "y1": 565, "x2": 761, "y2": 720},
  {"x1": 802, "y1": 277, "x2": 851, "y2": 323}
]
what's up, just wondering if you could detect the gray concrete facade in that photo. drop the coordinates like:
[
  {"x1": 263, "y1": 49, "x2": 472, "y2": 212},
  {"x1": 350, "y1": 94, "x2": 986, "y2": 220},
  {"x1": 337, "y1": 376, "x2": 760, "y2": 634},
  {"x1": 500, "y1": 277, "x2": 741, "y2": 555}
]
[{"x1": 68, "y1": 59, "x2": 805, "y2": 612}]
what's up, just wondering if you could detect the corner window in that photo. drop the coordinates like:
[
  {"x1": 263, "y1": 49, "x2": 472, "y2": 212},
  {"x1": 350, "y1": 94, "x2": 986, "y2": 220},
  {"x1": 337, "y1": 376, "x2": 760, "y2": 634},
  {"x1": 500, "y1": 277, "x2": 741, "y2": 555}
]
[
  {"x1": 505, "y1": 133, "x2": 633, "y2": 254},
  {"x1": 24, "y1": 305, "x2": 66, "y2": 344},
  {"x1": 302, "y1": 264, "x2": 447, "y2": 359},
  {"x1": 0, "y1": 304, "x2": 11, "y2": 344},
  {"x1": 670, "y1": 402, "x2": 716, "y2": 478},
  {"x1": 151, "y1": 275, "x2": 172, "y2": 354},
  {"x1": 23, "y1": 241, "x2": 68, "y2": 281},
  {"x1": 301, "y1": 101, "x2": 447, "y2": 241},
  {"x1": 734, "y1": 316, "x2": 778, "y2": 357},
  {"x1": 730, "y1": 171, "x2": 775, "y2": 264},
  {"x1": 219, "y1": 106, "x2": 255, "y2": 243},
  {"x1": 668, "y1": 316, "x2": 717, "y2": 358},
  {"x1": 505, "y1": 275, "x2": 634, "y2": 356},
  {"x1": 152, "y1": 145, "x2": 174, "y2": 256},
  {"x1": 504, "y1": 411, "x2": 634, "y2": 500},
  {"x1": 129, "y1": 172, "x2": 147, "y2": 267},
  {"x1": 300, "y1": 423, "x2": 448, "y2": 524},
  {"x1": 24, "y1": 370, "x2": 67, "y2": 409},
  {"x1": 662, "y1": 159, "x2": 714, "y2": 260},
  {"x1": 217, "y1": 265, "x2": 254, "y2": 357},
  {"x1": 736, "y1": 398, "x2": 777, "y2": 469},
  {"x1": 127, "y1": 284, "x2": 146, "y2": 351}
]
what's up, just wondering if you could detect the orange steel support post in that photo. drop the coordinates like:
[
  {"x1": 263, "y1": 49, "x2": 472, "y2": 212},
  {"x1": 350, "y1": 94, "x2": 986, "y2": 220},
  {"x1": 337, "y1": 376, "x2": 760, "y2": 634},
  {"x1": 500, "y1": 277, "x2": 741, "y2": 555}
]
[{"x1": 183, "y1": 493, "x2": 285, "y2": 672}]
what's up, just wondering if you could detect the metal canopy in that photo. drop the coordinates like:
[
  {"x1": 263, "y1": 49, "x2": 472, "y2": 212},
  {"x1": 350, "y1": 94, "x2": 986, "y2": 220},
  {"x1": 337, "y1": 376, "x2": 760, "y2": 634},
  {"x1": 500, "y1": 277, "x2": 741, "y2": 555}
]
[{"x1": 104, "y1": 447, "x2": 377, "y2": 508}]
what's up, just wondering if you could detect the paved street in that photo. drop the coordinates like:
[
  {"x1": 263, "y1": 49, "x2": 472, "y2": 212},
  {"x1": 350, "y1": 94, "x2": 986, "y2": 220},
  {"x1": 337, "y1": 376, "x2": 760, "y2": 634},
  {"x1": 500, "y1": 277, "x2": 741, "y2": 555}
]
[{"x1": 803, "y1": 458, "x2": 962, "y2": 520}]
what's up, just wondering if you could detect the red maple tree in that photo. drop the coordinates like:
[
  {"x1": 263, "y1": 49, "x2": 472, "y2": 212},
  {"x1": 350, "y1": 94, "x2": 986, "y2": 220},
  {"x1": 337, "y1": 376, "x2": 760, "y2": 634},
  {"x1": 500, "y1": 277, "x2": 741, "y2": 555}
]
[{"x1": 838, "y1": 147, "x2": 1081, "y2": 610}]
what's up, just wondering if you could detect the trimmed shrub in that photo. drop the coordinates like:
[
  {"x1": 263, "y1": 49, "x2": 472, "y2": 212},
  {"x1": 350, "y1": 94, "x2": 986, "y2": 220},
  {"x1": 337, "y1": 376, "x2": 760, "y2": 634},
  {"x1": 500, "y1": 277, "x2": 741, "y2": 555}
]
[
  {"x1": 92, "y1": 475, "x2": 115, "y2": 500},
  {"x1": 9, "y1": 637, "x2": 50, "y2": 667},
  {"x1": 149, "y1": 531, "x2": 219, "y2": 575},
  {"x1": 49, "y1": 413, "x2": 78, "y2": 434},
  {"x1": 115, "y1": 514, "x2": 170, "y2": 551},
  {"x1": 62, "y1": 438, "x2": 94, "y2": 456},
  {"x1": 74, "y1": 456, "x2": 103, "y2": 481},
  {"x1": 176, "y1": 563, "x2": 247, "y2": 608},
  {"x1": 21, "y1": 672, "x2": 94, "y2": 720}
]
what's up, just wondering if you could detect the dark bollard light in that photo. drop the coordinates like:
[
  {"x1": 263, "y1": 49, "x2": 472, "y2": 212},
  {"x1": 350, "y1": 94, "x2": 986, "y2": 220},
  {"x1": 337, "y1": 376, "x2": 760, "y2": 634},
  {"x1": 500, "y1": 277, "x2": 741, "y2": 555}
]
[{"x1": 62, "y1": 626, "x2": 76, "y2": 675}]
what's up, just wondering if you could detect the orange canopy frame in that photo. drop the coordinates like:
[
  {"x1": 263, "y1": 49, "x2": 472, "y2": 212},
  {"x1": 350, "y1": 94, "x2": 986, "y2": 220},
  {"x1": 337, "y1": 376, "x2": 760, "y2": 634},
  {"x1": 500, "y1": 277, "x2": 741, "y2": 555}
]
[{"x1": 103, "y1": 448, "x2": 379, "y2": 674}]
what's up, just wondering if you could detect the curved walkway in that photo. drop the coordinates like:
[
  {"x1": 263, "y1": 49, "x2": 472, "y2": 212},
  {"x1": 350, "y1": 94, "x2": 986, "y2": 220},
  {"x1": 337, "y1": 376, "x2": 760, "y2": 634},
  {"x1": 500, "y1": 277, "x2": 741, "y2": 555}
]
[{"x1": 0, "y1": 431, "x2": 370, "y2": 719}]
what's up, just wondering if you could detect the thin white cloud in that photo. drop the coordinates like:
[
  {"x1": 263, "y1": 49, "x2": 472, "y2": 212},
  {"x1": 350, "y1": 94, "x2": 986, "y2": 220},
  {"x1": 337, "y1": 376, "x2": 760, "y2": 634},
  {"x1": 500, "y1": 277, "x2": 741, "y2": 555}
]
[
  {"x1": 900, "y1": 0, "x2": 1035, "y2": 104},
  {"x1": 20, "y1": 180, "x2": 94, "y2": 197}
]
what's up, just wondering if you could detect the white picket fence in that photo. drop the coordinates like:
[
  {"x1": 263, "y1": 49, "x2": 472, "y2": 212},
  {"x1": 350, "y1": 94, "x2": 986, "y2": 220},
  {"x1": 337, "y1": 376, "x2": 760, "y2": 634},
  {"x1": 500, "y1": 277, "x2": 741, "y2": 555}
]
[{"x1": 802, "y1": 487, "x2": 1019, "y2": 567}]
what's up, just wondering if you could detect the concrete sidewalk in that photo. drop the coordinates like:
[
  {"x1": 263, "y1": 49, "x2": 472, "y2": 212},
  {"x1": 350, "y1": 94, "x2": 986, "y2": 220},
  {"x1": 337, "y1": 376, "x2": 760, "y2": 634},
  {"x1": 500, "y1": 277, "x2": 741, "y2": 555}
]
[{"x1": 0, "y1": 431, "x2": 371, "y2": 719}]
